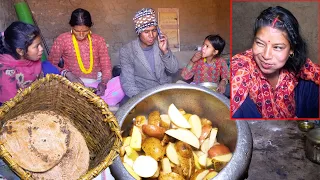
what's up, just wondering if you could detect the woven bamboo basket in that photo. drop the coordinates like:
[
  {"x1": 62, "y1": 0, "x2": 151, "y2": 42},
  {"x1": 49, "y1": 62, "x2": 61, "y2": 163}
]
[{"x1": 0, "y1": 74, "x2": 122, "y2": 179}]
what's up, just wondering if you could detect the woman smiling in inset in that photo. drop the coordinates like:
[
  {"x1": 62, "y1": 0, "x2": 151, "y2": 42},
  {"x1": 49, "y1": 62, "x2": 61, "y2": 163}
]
[{"x1": 231, "y1": 6, "x2": 319, "y2": 118}]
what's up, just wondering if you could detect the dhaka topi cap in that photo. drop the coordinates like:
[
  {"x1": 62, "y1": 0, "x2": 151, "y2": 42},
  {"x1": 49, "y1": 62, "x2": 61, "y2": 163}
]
[{"x1": 133, "y1": 8, "x2": 158, "y2": 34}]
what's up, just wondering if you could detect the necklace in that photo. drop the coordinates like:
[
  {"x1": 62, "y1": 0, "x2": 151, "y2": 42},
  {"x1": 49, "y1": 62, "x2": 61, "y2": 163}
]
[
  {"x1": 203, "y1": 57, "x2": 207, "y2": 63},
  {"x1": 204, "y1": 57, "x2": 216, "y2": 64},
  {"x1": 72, "y1": 34, "x2": 93, "y2": 74}
]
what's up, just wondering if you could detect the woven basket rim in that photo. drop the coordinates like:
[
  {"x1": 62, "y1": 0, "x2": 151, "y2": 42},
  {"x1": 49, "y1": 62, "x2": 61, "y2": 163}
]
[{"x1": 0, "y1": 74, "x2": 122, "y2": 180}]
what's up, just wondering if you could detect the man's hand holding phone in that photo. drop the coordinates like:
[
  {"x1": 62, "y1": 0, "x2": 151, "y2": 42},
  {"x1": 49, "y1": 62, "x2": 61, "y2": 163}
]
[
  {"x1": 157, "y1": 26, "x2": 168, "y2": 54},
  {"x1": 157, "y1": 26, "x2": 163, "y2": 38}
]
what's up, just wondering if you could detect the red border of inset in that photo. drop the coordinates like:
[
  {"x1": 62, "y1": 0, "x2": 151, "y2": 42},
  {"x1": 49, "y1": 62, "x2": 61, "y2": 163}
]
[
  {"x1": 230, "y1": 0, "x2": 320, "y2": 120},
  {"x1": 232, "y1": 0, "x2": 319, "y2": 2}
]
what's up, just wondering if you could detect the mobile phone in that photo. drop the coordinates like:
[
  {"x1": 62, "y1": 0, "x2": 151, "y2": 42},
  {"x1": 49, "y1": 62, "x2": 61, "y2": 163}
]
[{"x1": 157, "y1": 26, "x2": 162, "y2": 38}]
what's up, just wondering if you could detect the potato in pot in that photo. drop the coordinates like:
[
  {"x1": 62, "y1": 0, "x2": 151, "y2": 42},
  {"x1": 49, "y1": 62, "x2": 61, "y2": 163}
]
[
  {"x1": 120, "y1": 103, "x2": 234, "y2": 180},
  {"x1": 129, "y1": 125, "x2": 147, "y2": 144},
  {"x1": 171, "y1": 165, "x2": 184, "y2": 177},
  {"x1": 148, "y1": 111, "x2": 161, "y2": 126},
  {"x1": 201, "y1": 118, "x2": 212, "y2": 126},
  {"x1": 142, "y1": 137, "x2": 166, "y2": 161},
  {"x1": 175, "y1": 141, "x2": 195, "y2": 178},
  {"x1": 208, "y1": 144, "x2": 231, "y2": 158},
  {"x1": 142, "y1": 124, "x2": 166, "y2": 140},
  {"x1": 134, "y1": 115, "x2": 147, "y2": 127},
  {"x1": 161, "y1": 134, "x2": 172, "y2": 147},
  {"x1": 159, "y1": 172, "x2": 185, "y2": 180}
]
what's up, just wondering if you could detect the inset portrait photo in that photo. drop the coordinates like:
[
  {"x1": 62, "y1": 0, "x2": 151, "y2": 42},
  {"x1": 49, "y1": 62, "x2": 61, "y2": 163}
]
[{"x1": 231, "y1": 2, "x2": 319, "y2": 119}]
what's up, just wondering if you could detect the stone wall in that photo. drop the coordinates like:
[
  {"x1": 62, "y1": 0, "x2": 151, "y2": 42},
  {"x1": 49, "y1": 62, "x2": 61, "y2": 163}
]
[
  {"x1": 233, "y1": 2, "x2": 318, "y2": 62},
  {"x1": 0, "y1": 0, "x2": 16, "y2": 32}
]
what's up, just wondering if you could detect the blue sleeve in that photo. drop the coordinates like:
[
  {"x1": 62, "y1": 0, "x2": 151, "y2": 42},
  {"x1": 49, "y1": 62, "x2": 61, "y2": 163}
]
[
  {"x1": 42, "y1": 61, "x2": 60, "y2": 76},
  {"x1": 232, "y1": 96, "x2": 262, "y2": 118},
  {"x1": 295, "y1": 79, "x2": 319, "y2": 118}
]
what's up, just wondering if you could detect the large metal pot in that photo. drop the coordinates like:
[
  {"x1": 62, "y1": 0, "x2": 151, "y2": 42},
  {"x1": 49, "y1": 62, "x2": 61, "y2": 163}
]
[
  {"x1": 110, "y1": 84, "x2": 252, "y2": 180},
  {"x1": 305, "y1": 128, "x2": 320, "y2": 164}
]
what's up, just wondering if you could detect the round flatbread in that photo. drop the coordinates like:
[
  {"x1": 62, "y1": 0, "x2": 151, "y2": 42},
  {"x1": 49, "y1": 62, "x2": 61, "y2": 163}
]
[
  {"x1": 0, "y1": 111, "x2": 70, "y2": 172},
  {"x1": 32, "y1": 121, "x2": 90, "y2": 179}
]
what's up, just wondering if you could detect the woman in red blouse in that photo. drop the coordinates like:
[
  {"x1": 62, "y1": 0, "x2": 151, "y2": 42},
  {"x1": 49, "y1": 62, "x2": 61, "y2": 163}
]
[
  {"x1": 48, "y1": 8, "x2": 124, "y2": 106},
  {"x1": 48, "y1": 8, "x2": 112, "y2": 96},
  {"x1": 181, "y1": 35, "x2": 229, "y2": 94},
  {"x1": 232, "y1": 6, "x2": 319, "y2": 118}
]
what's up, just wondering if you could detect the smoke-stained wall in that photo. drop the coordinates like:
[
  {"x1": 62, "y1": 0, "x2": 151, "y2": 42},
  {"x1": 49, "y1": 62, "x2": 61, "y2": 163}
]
[
  {"x1": 0, "y1": 0, "x2": 16, "y2": 32},
  {"x1": 22, "y1": 0, "x2": 230, "y2": 65}
]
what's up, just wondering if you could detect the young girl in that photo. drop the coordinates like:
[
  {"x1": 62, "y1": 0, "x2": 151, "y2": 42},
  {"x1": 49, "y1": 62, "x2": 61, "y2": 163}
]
[
  {"x1": 231, "y1": 6, "x2": 320, "y2": 118},
  {"x1": 181, "y1": 35, "x2": 229, "y2": 94},
  {"x1": 0, "y1": 21, "x2": 59, "y2": 104}
]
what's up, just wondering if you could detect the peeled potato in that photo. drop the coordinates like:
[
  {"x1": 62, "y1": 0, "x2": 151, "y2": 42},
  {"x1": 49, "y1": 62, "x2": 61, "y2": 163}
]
[
  {"x1": 190, "y1": 169, "x2": 209, "y2": 180},
  {"x1": 183, "y1": 113, "x2": 192, "y2": 121},
  {"x1": 151, "y1": 164, "x2": 161, "y2": 178},
  {"x1": 160, "y1": 114, "x2": 171, "y2": 129},
  {"x1": 130, "y1": 126, "x2": 142, "y2": 151},
  {"x1": 123, "y1": 162, "x2": 141, "y2": 180},
  {"x1": 199, "y1": 125, "x2": 212, "y2": 144},
  {"x1": 208, "y1": 144, "x2": 231, "y2": 158},
  {"x1": 192, "y1": 151, "x2": 202, "y2": 170},
  {"x1": 204, "y1": 170, "x2": 218, "y2": 179},
  {"x1": 133, "y1": 155, "x2": 158, "y2": 178},
  {"x1": 129, "y1": 126, "x2": 147, "y2": 143},
  {"x1": 165, "y1": 128, "x2": 199, "y2": 148},
  {"x1": 168, "y1": 104, "x2": 191, "y2": 129},
  {"x1": 120, "y1": 136, "x2": 131, "y2": 157},
  {"x1": 166, "y1": 142, "x2": 180, "y2": 165},
  {"x1": 179, "y1": 109, "x2": 186, "y2": 115},
  {"x1": 161, "y1": 157, "x2": 172, "y2": 174},
  {"x1": 212, "y1": 153, "x2": 233, "y2": 162},
  {"x1": 124, "y1": 146, "x2": 139, "y2": 161}
]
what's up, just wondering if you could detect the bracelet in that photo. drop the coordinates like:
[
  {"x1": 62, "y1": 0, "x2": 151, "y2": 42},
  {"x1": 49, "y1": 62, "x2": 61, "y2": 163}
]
[
  {"x1": 61, "y1": 70, "x2": 69, "y2": 77},
  {"x1": 186, "y1": 63, "x2": 193, "y2": 70}
]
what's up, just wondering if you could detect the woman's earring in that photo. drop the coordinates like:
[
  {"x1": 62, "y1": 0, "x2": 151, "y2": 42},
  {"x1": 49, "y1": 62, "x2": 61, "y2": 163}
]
[
  {"x1": 89, "y1": 30, "x2": 92, "y2": 34},
  {"x1": 70, "y1": 29, "x2": 73, "y2": 34},
  {"x1": 16, "y1": 48, "x2": 24, "y2": 56},
  {"x1": 289, "y1": 53, "x2": 294, "y2": 58}
]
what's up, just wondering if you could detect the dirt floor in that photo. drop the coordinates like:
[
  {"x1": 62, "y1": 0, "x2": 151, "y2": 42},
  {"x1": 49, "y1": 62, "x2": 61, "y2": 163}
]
[{"x1": 246, "y1": 120, "x2": 320, "y2": 180}]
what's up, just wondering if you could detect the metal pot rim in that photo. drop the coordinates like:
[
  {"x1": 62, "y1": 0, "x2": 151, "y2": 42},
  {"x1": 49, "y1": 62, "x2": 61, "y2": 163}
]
[
  {"x1": 111, "y1": 83, "x2": 253, "y2": 180},
  {"x1": 307, "y1": 128, "x2": 320, "y2": 144}
]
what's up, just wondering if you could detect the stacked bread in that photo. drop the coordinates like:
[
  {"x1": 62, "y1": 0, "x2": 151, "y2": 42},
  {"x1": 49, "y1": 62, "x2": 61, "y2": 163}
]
[{"x1": 0, "y1": 111, "x2": 89, "y2": 179}]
